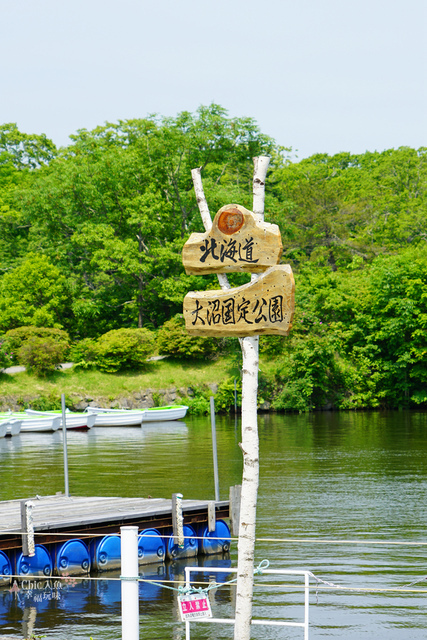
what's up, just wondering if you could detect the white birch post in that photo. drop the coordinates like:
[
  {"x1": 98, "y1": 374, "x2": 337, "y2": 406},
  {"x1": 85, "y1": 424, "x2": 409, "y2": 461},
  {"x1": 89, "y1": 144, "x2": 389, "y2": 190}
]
[
  {"x1": 191, "y1": 156, "x2": 270, "y2": 640},
  {"x1": 233, "y1": 156, "x2": 270, "y2": 640}
]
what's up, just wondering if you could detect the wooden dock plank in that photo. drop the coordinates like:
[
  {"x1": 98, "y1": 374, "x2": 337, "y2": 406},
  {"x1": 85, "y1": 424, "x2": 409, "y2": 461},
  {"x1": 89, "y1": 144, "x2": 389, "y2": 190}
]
[{"x1": 0, "y1": 494, "x2": 229, "y2": 535}]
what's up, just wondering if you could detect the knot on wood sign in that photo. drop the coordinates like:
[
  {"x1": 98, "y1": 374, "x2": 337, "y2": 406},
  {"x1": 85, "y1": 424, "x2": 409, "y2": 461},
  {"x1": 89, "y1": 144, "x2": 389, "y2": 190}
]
[{"x1": 182, "y1": 204, "x2": 283, "y2": 275}]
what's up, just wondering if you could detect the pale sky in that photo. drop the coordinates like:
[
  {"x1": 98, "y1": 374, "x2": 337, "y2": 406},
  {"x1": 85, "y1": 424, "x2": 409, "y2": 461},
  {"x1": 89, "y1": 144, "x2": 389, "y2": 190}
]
[{"x1": 1, "y1": 0, "x2": 426, "y2": 159}]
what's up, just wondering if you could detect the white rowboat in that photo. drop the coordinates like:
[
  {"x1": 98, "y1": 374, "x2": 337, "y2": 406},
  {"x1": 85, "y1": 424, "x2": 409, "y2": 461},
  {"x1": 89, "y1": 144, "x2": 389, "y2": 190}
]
[
  {"x1": 24, "y1": 410, "x2": 96, "y2": 430},
  {"x1": 0, "y1": 412, "x2": 61, "y2": 433},
  {"x1": 85, "y1": 405, "x2": 189, "y2": 427},
  {"x1": 0, "y1": 418, "x2": 22, "y2": 437},
  {"x1": 6, "y1": 420, "x2": 21, "y2": 436},
  {"x1": 84, "y1": 409, "x2": 145, "y2": 427},
  {"x1": 141, "y1": 405, "x2": 188, "y2": 422}
]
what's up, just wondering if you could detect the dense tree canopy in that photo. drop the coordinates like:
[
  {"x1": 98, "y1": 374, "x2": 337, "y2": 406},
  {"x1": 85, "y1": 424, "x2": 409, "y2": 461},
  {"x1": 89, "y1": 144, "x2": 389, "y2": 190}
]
[
  {"x1": 0, "y1": 253, "x2": 70, "y2": 330},
  {"x1": 0, "y1": 105, "x2": 426, "y2": 409},
  {"x1": 272, "y1": 147, "x2": 427, "y2": 268},
  {"x1": 13, "y1": 105, "x2": 277, "y2": 333},
  {"x1": 0, "y1": 123, "x2": 57, "y2": 270}
]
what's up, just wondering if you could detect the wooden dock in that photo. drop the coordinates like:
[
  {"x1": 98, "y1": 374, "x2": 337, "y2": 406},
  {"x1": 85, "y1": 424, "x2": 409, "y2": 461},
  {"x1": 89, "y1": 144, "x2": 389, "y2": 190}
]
[{"x1": 0, "y1": 494, "x2": 230, "y2": 551}]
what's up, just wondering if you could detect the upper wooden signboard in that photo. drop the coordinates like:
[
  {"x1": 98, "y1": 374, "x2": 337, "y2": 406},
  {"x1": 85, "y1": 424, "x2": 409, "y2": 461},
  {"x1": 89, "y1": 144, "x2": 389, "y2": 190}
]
[{"x1": 182, "y1": 204, "x2": 282, "y2": 275}]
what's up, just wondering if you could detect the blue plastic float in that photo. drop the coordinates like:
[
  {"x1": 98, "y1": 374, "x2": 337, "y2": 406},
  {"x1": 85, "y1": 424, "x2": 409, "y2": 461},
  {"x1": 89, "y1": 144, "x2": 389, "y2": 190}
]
[
  {"x1": 198, "y1": 519, "x2": 231, "y2": 555},
  {"x1": 53, "y1": 538, "x2": 91, "y2": 575},
  {"x1": 137, "y1": 528, "x2": 165, "y2": 565},
  {"x1": 89, "y1": 535, "x2": 121, "y2": 571},
  {"x1": 15, "y1": 544, "x2": 53, "y2": 577},
  {"x1": 0, "y1": 550, "x2": 11, "y2": 585},
  {"x1": 166, "y1": 524, "x2": 198, "y2": 560}
]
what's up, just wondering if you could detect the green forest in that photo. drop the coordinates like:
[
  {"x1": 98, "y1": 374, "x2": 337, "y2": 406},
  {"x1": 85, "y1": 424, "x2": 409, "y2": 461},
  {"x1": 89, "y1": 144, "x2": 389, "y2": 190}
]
[{"x1": 0, "y1": 104, "x2": 426, "y2": 412}]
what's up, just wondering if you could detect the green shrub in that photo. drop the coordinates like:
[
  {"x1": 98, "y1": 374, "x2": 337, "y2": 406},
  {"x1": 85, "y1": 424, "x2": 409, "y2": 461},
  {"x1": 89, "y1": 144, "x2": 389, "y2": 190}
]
[
  {"x1": 157, "y1": 314, "x2": 218, "y2": 359},
  {"x1": 4, "y1": 326, "x2": 70, "y2": 365},
  {"x1": 18, "y1": 392, "x2": 71, "y2": 411},
  {"x1": 17, "y1": 337, "x2": 69, "y2": 376},
  {"x1": 214, "y1": 377, "x2": 241, "y2": 413},
  {"x1": 183, "y1": 387, "x2": 211, "y2": 415},
  {"x1": 185, "y1": 395, "x2": 210, "y2": 415},
  {"x1": 179, "y1": 385, "x2": 212, "y2": 415},
  {"x1": 212, "y1": 376, "x2": 271, "y2": 413},
  {"x1": 271, "y1": 378, "x2": 314, "y2": 412},
  {"x1": 270, "y1": 334, "x2": 340, "y2": 411},
  {"x1": 259, "y1": 335, "x2": 286, "y2": 356},
  {"x1": 0, "y1": 338, "x2": 15, "y2": 370},
  {"x1": 70, "y1": 338, "x2": 99, "y2": 370},
  {"x1": 95, "y1": 328, "x2": 155, "y2": 373}
]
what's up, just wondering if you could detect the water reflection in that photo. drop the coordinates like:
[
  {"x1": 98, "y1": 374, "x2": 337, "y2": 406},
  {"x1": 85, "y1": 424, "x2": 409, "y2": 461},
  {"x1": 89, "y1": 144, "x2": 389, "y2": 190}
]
[
  {"x1": 1, "y1": 412, "x2": 427, "y2": 637},
  {"x1": 0, "y1": 556, "x2": 233, "y2": 639}
]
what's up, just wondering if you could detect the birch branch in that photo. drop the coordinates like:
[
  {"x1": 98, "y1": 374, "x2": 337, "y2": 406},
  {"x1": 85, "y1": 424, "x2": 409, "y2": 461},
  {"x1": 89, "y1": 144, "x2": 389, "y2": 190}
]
[
  {"x1": 191, "y1": 167, "x2": 231, "y2": 291},
  {"x1": 253, "y1": 156, "x2": 270, "y2": 221},
  {"x1": 191, "y1": 167, "x2": 213, "y2": 230}
]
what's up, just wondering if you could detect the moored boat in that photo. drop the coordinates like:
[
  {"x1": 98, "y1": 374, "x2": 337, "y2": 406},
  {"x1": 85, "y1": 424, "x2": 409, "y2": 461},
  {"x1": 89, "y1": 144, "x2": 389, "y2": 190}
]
[
  {"x1": 0, "y1": 412, "x2": 61, "y2": 433},
  {"x1": 84, "y1": 405, "x2": 188, "y2": 426},
  {"x1": 141, "y1": 405, "x2": 188, "y2": 422},
  {"x1": 25, "y1": 409, "x2": 96, "y2": 430},
  {"x1": 83, "y1": 408, "x2": 145, "y2": 427},
  {"x1": 0, "y1": 418, "x2": 22, "y2": 437},
  {"x1": 6, "y1": 419, "x2": 21, "y2": 436}
]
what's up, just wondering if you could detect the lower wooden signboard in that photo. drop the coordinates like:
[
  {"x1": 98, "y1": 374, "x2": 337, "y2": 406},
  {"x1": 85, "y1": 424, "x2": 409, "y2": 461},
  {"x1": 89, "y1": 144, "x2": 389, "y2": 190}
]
[{"x1": 183, "y1": 265, "x2": 295, "y2": 337}]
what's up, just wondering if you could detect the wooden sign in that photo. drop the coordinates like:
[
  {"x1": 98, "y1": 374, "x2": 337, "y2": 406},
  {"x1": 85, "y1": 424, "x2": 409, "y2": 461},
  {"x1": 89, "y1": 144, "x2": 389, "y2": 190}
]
[
  {"x1": 182, "y1": 204, "x2": 282, "y2": 275},
  {"x1": 183, "y1": 265, "x2": 295, "y2": 337}
]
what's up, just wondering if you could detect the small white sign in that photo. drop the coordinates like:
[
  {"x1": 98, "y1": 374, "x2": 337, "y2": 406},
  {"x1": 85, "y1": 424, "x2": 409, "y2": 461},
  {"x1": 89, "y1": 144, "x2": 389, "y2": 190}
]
[{"x1": 178, "y1": 593, "x2": 212, "y2": 621}]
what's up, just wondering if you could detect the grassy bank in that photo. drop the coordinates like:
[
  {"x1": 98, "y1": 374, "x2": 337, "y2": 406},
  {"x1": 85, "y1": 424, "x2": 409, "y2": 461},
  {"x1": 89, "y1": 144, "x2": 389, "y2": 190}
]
[{"x1": 0, "y1": 357, "x2": 236, "y2": 405}]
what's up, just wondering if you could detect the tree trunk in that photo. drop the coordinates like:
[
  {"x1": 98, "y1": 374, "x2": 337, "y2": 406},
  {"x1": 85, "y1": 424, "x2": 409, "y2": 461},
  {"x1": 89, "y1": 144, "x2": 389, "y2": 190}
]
[
  {"x1": 137, "y1": 228, "x2": 144, "y2": 328},
  {"x1": 233, "y1": 156, "x2": 270, "y2": 640},
  {"x1": 191, "y1": 156, "x2": 270, "y2": 640}
]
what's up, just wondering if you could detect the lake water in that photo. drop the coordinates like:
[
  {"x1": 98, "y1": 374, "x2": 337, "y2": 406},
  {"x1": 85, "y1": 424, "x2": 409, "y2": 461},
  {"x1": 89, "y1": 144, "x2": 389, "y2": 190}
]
[{"x1": 1, "y1": 411, "x2": 427, "y2": 639}]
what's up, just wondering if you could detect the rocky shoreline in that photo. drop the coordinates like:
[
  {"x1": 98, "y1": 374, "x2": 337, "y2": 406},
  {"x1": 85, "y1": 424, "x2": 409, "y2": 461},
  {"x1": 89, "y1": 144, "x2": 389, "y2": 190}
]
[
  {"x1": 0, "y1": 360, "x2": 225, "y2": 412},
  {"x1": 0, "y1": 384, "x2": 220, "y2": 413}
]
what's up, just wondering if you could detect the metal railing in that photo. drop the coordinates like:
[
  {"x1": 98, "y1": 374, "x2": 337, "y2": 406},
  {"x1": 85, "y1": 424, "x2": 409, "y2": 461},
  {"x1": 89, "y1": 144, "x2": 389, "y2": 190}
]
[{"x1": 184, "y1": 566, "x2": 310, "y2": 639}]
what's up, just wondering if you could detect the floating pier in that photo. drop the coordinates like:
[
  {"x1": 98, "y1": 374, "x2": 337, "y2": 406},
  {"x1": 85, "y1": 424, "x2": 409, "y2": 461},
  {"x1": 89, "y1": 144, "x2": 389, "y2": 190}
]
[{"x1": 0, "y1": 494, "x2": 232, "y2": 580}]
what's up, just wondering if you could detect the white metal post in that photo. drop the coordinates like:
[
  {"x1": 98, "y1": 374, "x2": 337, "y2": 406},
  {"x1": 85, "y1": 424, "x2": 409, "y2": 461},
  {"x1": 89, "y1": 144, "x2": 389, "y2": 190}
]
[
  {"x1": 121, "y1": 525, "x2": 139, "y2": 640},
  {"x1": 210, "y1": 396, "x2": 220, "y2": 502},
  {"x1": 184, "y1": 566, "x2": 310, "y2": 639},
  {"x1": 61, "y1": 393, "x2": 69, "y2": 497},
  {"x1": 304, "y1": 570, "x2": 309, "y2": 640}
]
